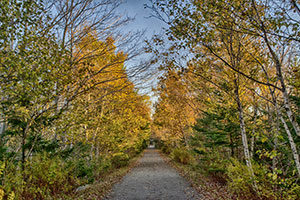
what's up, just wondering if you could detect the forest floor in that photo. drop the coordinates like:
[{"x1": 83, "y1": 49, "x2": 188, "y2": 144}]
[{"x1": 104, "y1": 148, "x2": 202, "y2": 200}]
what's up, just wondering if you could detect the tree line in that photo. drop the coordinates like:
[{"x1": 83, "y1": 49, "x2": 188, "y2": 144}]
[
  {"x1": 150, "y1": 0, "x2": 300, "y2": 199},
  {"x1": 0, "y1": 0, "x2": 150, "y2": 199}
]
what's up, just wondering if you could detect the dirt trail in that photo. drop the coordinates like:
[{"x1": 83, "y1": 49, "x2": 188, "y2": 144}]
[{"x1": 105, "y1": 148, "x2": 202, "y2": 200}]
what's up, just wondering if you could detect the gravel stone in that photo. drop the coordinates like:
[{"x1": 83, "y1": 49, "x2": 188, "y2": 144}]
[{"x1": 105, "y1": 149, "x2": 202, "y2": 200}]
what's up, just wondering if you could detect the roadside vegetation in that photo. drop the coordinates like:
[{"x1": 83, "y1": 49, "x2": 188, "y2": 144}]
[
  {"x1": 150, "y1": 0, "x2": 300, "y2": 199},
  {"x1": 1, "y1": 0, "x2": 300, "y2": 199},
  {"x1": 0, "y1": 0, "x2": 150, "y2": 199}
]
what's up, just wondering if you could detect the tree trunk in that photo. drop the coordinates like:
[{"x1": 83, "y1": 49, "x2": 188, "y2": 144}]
[
  {"x1": 279, "y1": 115, "x2": 300, "y2": 177},
  {"x1": 268, "y1": 87, "x2": 300, "y2": 177},
  {"x1": 259, "y1": 17, "x2": 300, "y2": 137},
  {"x1": 21, "y1": 122, "x2": 31, "y2": 172},
  {"x1": 234, "y1": 80, "x2": 255, "y2": 178},
  {"x1": 22, "y1": 128, "x2": 26, "y2": 172},
  {"x1": 276, "y1": 58, "x2": 300, "y2": 137},
  {"x1": 181, "y1": 129, "x2": 189, "y2": 148},
  {"x1": 229, "y1": 132, "x2": 235, "y2": 157},
  {"x1": 90, "y1": 101, "x2": 104, "y2": 158},
  {"x1": 90, "y1": 127, "x2": 99, "y2": 158},
  {"x1": 0, "y1": 112, "x2": 6, "y2": 146},
  {"x1": 250, "y1": 105, "x2": 257, "y2": 158},
  {"x1": 0, "y1": 114, "x2": 6, "y2": 135},
  {"x1": 281, "y1": 87, "x2": 300, "y2": 137}
]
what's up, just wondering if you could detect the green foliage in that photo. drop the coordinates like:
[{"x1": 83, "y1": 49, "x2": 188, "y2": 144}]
[
  {"x1": 193, "y1": 147, "x2": 206, "y2": 155},
  {"x1": 0, "y1": 162, "x2": 5, "y2": 200},
  {"x1": 0, "y1": 0, "x2": 151, "y2": 199},
  {"x1": 226, "y1": 159, "x2": 256, "y2": 198},
  {"x1": 171, "y1": 148, "x2": 194, "y2": 165},
  {"x1": 191, "y1": 148, "x2": 229, "y2": 184},
  {"x1": 0, "y1": 162, "x2": 15, "y2": 200},
  {"x1": 111, "y1": 153, "x2": 130, "y2": 168},
  {"x1": 74, "y1": 159, "x2": 94, "y2": 180},
  {"x1": 205, "y1": 155, "x2": 228, "y2": 176},
  {"x1": 24, "y1": 154, "x2": 78, "y2": 199},
  {"x1": 227, "y1": 159, "x2": 300, "y2": 200},
  {"x1": 161, "y1": 144, "x2": 172, "y2": 155},
  {"x1": 192, "y1": 105, "x2": 240, "y2": 157},
  {"x1": 142, "y1": 139, "x2": 148, "y2": 150},
  {"x1": 71, "y1": 156, "x2": 112, "y2": 184},
  {"x1": 2, "y1": 154, "x2": 78, "y2": 199},
  {"x1": 150, "y1": 0, "x2": 300, "y2": 198},
  {"x1": 24, "y1": 134, "x2": 60, "y2": 155}
]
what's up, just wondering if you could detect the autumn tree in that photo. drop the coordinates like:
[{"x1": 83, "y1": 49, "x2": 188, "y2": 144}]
[
  {"x1": 153, "y1": 65, "x2": 198, "y2": 147},
  {"x1": 148, "y1": 0, "x2": 300, "y2": 198},
  {"x1": 0, "y1": 1, "x2": 151, "y2": 199}
]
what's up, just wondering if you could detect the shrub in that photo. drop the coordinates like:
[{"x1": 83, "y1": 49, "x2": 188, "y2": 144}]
[
  {"x1": 193, "y1": 147, "x2": 207, "y2": 155},
  {"x1": 71, "y1": 155, "x2": 112, "y2": 183},
  {"x1": 201, "y1": 151, "x2": 229, "y2": 183},
  {"x1": 226, "y1": 158, "x2": 300, "y2": 200},
  {"x1": 111, "y1": 152, "x2": 129, "y2": 168},
  {"x1": 171, "y1": 148, "x2": 193, "y2": 165},
  {"x1": 124, "y1": 146, "x2": 138, "y2": 158},
  {"x1": 226, "y1": 159, "x2": 255, "y2": 198},
  {"x1": 0, "y1": 162, "x2": 15, "y2": 200},
  {"x1": 141, "y1": 139, "x2": 148, "y2": 150},
  {"x1": 73, "y1": 158, "x2": 94, "y2": 182},
  {"x1": 2, "y1": 153, "x2": 79, "y2": 199},
  {"x1": 97, "y1": 158, "x2": 112, "y2": 173},
  {"x1": 161, "y1": 145, "x2": 172, "y2": 154}
]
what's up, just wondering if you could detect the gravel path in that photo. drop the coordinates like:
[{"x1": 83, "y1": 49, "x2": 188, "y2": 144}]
[{"x1": 105, "y1": 148, "x2": 202, "y2": 200}]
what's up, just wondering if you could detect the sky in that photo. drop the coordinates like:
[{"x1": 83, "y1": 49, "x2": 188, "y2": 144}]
[
  {"x1": 116, "y1": 0, "x2": 166, "y2": 106},
  {"x1": 117, "y1": 0, "x2": 165, "y2": 38}
]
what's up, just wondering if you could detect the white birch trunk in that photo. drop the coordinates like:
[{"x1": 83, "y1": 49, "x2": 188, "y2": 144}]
[
  {"x1": 261, "y1": 26, "x2": 300, "y2": 137},
  {"x1": 268, "y1": 86, "x2": 300, "y2": 177},
  {"x1": 282, "y1": 88, "x2": 300, "y2": 137},
  {"x1": 279, "y1": 115, "x2": 300, "y2": 177},
  {"x1": 0, "y1": 113, "x2": 6, "y2": 136},
  {"x1": 234, "y1": 81, "x2": 255, "y2": 178},
  {"x1": 250, "y1": 106, "x2": 257, "y2": 158}
]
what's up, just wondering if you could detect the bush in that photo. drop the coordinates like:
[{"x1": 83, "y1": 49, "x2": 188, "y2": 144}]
[
  {"x1": 73, "y1": 158, "x2": 94, "y2": 183},
  {"x1": 161, "y1": 145, "x2": 172, "y2": 154},
  {"x1": 226, "y1": 158, "x2": 300, "y2": 200},
  {"x1": 111, "y1": 152, "x2": 129, "y2": 168},
  {"x1": 97, "y1": 158, "x2": 112, "y2": 173},
  {"x1": 2, "y1": 153, "x2": 79, "y2": 199},
  {"x1": 71, "y1": 156, "x2": 112, "y2": 183},
  {"x1": 142, "y1": 139, "x2": 148, "y2": 150},
  {"x1": 0, "y1": 162, "x2": 15, "y2": 200},
  {"x1": 226, "y1": 159, "x2": 255, "y2": 198},
  {"x1": 200, "y1": 151, "x2": 228, "y2": 183},
  {"x1": 171, "y1": 148, "x2": 193, "y2": 165},
  {"x1": 124, "y1": 146, "x2": 139, "y2": 158}
]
